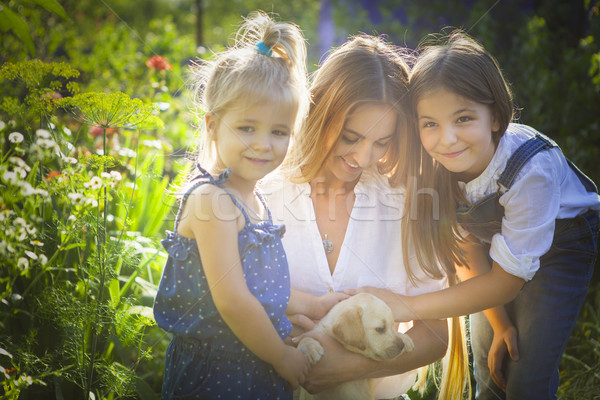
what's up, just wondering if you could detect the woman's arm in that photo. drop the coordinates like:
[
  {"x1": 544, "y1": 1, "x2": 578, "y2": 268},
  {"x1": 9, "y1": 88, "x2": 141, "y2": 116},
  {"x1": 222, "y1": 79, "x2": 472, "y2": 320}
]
[
  {"x1": 182, "y1": 185, "x2": 310, "y2": 388},
  {"x1": 298, "y1": 319, "x2": 448, "y2": 393}
]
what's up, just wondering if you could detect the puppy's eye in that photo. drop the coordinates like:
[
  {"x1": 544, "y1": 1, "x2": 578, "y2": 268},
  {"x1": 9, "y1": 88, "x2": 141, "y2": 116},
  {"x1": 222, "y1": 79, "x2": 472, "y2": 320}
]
[{"x1": 375, "y1": 326, "x2": 386, "y2": 334}]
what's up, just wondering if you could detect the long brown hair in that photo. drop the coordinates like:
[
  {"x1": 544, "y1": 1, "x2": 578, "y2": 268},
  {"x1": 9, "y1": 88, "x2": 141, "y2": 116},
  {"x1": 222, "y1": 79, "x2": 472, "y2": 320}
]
[
  {"x1": 401, "y1": 30, "x2": 515, "y2": 400},
  {"x1": 403, "y1": 29, "x2": 514, "y2": 280},
  {"x1": 280, "y1": 34, "x2": 411, "y2": 182}
]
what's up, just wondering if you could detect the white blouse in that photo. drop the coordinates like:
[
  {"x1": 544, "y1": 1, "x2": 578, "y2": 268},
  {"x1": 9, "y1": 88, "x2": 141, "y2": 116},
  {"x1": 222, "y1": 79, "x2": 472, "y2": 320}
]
[
  {"x1": 461, "y1": 123, "x2": 600, "y2": 281},
  {"x1": 260, "y1": 167, "x2": 447, "y2": 397}
]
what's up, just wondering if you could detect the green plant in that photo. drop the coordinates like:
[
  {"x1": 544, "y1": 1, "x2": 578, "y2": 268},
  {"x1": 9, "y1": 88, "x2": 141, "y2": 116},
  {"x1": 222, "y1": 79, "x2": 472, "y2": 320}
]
[{"x1": 0, "y1": 59, "x2": 172, "y2": 399}]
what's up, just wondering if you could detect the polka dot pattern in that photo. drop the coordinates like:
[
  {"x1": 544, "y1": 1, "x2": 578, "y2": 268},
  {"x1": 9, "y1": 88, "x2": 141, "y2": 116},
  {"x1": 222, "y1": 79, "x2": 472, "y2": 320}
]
[{"x1": 153, "y1": 167, "x2": 292, "y2": 399}]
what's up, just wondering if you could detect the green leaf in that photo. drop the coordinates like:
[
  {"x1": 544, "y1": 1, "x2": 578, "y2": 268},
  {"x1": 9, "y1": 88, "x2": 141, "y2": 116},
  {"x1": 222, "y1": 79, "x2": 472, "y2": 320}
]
[
  {"x1": 135, "y1": 376, "x2": 160, "y2": 400},
  {"x1": 0, "y1": 3, "x2": 36, "y2": 56},
  {"x1": 28, "y1": 0, "x2": 69, "y2": 21},
  {"x1": 109, "y1": 278, "x2": 121, "y2": 308}
]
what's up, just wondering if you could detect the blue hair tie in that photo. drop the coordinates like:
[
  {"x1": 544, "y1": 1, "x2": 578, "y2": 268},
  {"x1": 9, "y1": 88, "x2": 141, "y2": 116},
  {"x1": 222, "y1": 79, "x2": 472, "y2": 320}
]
[{"x1": 255, "y1": 41, "x2": 273, "y2": 57}]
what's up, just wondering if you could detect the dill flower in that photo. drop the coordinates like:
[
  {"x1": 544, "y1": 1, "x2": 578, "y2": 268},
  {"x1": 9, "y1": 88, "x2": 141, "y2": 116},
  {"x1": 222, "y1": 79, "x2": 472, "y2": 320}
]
[{"x1": 59, "y1": 92, "x2": 163, "y2": 130}]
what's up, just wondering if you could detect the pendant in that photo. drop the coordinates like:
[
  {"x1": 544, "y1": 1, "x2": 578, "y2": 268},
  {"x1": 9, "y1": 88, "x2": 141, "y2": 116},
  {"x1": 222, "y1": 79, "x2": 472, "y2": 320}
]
[{"x1": 323, "y1": 234, "x2": 334, "y2": 254}]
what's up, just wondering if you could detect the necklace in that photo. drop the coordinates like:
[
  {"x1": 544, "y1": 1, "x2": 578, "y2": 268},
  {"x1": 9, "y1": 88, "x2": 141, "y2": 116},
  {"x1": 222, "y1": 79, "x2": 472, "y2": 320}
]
[{"x1": 322, "y1": 234, "x2": 334, "y2": 254}]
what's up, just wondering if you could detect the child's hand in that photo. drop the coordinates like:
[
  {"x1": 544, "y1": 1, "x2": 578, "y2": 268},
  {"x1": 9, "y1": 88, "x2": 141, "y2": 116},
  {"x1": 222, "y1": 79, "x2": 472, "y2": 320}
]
[
  {"x1": 314, "y1": 292, "x2": 349, "y2": 319},
  {"x1": 489, "y1": 324, "x2": 519, "y2": 391},
  {"x1": 272, "y1": 345, "x2": 311, "y2": 390},
  {"x1": 345, "y1": 287, "x2": 413, "y2": 321}
]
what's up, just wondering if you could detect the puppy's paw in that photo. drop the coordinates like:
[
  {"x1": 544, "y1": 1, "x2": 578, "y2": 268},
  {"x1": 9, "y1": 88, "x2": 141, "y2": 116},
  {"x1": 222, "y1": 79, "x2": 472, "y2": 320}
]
[
  {"x1": 399, "y1": 333, "x2": 415, "y2": 353},
  {"x1": 297, "y1": 337, "x2": 324, "y2": 365}
]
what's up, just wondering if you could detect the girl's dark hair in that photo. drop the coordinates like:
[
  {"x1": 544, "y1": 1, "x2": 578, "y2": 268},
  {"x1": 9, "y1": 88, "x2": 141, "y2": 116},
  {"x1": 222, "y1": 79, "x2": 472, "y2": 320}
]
[{"x1": 401, "y1": 29, "x2": 515, "y2": 282}]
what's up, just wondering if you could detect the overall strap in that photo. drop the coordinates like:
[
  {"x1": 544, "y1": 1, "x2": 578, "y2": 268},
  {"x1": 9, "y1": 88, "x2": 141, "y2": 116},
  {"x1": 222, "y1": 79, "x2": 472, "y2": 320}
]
[{"x1": 498, "y1": 133, "x2": 555, "y2": 190}]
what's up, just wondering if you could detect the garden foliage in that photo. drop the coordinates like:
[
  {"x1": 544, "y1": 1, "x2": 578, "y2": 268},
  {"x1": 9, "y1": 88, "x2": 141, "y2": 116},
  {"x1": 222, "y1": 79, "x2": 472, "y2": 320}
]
[{"x1": 1, "y1": 1, "x2": 599, "y2": 399}]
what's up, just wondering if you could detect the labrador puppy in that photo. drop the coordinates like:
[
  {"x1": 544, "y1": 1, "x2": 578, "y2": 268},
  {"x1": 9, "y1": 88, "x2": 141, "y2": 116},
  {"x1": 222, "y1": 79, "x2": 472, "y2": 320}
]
[{"x1": 297, "y1": 292, "x2": 414, "y2": 400}]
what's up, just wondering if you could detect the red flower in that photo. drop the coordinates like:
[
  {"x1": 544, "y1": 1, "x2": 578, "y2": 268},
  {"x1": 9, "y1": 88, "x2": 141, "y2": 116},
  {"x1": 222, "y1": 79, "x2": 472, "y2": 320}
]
[
  {"x1": 146, "y1": 55, "x2": 172, "y2": 71},
  {"x1": 89, "y1": 123, "x2": 118, "y2": 138},
  {"x1": 46, "y1": 170, "x2": 62, "y2": 180}
]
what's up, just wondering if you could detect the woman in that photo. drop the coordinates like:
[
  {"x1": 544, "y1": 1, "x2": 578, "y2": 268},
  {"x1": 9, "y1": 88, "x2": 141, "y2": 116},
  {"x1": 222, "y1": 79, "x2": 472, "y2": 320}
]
[{"x1": 261, "y1": 35, "x2": 468, "y2": 400}]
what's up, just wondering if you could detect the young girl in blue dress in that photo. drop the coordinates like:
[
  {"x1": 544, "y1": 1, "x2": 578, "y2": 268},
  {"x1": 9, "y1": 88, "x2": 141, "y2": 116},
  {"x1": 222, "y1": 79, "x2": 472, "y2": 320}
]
[
  {"x1": 153, "y1": 12, "x2": 345, "y2": 400},
  {"x1": 348, "y1": 30, "x2": 600, "y2": 399}
]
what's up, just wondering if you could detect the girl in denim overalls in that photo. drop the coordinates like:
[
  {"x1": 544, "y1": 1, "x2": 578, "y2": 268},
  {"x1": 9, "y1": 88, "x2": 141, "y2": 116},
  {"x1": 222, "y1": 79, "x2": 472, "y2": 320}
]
[{"x1": 348, "y1": 30, "x2": 600, "y2": 399}]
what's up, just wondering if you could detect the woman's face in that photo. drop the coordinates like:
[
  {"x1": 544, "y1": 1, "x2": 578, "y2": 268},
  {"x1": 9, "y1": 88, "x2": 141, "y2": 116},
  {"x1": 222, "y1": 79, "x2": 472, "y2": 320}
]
[{"x1": 322, "y1": 103, "x2": 398, "y2": 184}]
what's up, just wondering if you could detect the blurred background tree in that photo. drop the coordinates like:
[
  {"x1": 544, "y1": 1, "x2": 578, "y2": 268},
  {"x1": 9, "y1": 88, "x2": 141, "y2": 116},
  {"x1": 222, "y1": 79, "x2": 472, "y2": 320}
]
[{"x1": 1, "y1": 0, "x2": 599, "y2": 398}]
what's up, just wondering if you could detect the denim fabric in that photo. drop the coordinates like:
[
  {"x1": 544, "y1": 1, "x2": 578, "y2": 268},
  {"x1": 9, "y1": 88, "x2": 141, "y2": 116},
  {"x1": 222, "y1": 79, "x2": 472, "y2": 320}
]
[
  {"x1": 471, "y1": 209, "x2": 599, "y2": 400},
  {"x1": 459, "y1": 134, "x2": 600, "y2": 399},
  {"x1": 456, "y1": 133, "x2": 555, "y2": 244}
]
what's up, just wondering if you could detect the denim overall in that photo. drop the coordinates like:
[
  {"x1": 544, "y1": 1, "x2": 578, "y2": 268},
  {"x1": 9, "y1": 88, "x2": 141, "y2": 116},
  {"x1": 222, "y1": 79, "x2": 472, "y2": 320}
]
[{"x1": 457, "y1": 133, "x2": 600, "y2": 400}]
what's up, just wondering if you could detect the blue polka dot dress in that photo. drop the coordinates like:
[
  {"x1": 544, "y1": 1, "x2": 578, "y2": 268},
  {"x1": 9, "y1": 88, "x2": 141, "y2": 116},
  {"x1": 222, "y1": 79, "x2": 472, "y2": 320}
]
[{"x1": 153, "y1": 165, "x2": 293, "y2": 400}]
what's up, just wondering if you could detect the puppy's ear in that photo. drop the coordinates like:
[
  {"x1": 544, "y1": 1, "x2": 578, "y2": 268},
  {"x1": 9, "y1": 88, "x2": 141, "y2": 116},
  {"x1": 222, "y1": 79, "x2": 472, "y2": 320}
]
[{"x1": 331, "y1": 308, "x2": 367, "y2": 351}]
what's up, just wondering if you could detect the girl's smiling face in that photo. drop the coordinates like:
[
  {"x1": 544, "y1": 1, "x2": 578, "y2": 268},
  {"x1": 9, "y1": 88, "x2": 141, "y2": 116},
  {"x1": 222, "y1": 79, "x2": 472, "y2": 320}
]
[
  {"x1": 207, "y1": 99, "x2": 294, "y2": 186},
  {"x1": 417, "y1": 87, "x2": 499, "y2": 182}
]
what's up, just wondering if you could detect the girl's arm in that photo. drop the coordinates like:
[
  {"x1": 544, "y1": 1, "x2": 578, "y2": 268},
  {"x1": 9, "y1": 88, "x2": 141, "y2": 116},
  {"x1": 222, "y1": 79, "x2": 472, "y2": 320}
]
[
  {"x1": 347, "y1": 258, "x2": 524, "y2": 322},
  {"x1": 297, "y1": 318, "x2": 448, "y2": 393},
  {"x1": 455, "y1": 238, "x2": 519, "y2": 391},
  {"x1": 182, "y1": 185, "x2": 309, "y2": 388}
]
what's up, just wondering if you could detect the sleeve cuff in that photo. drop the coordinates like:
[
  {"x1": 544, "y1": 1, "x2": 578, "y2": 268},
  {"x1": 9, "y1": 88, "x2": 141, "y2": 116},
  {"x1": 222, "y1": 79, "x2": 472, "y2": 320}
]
[{"x1": 489, "y1": 233, "x2": 539, "y2": 281}]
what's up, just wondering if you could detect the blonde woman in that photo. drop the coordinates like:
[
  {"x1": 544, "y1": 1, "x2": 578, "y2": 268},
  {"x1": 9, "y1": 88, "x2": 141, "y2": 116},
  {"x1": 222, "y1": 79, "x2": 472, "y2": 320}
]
[{"x1": 261, "y1": 35, "x2": 469, "y2": 399}]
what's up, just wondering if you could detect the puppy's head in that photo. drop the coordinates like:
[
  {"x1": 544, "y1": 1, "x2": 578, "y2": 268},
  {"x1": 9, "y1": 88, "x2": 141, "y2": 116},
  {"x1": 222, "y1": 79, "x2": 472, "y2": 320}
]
[{"x1": 330, "y1": 293, "x2": 414, "y2": 361}]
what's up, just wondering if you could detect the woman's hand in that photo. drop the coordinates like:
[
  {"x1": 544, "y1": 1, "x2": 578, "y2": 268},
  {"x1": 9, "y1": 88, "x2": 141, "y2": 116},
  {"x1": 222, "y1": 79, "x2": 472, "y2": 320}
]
[
  {"x1": 489, "y1": 324, "x2": 519, "y2": 391},
  {"x1": 298, "y1": 331, "x2": 371, "y2": 393}
]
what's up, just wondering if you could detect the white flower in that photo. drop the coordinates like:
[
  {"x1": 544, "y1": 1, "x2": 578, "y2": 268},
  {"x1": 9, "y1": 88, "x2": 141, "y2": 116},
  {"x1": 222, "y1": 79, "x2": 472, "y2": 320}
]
[
  {"x1": 39, "y1": 254, "x2": 48, "y2": 265},
  {"x1": 14, "y1": 217, "x2": 26, "y2": 226},
  {"x1": 63, "y1": 126, "x2": 72, "y2": 136},
  {"x1": 30, "y1": 240, "x2": 44, "y2": 247},
  {"x1": 17, "y1": 257, "x2": 29, "y2": 269},
  {"x1": 36, "y1": 138, "x2": 57, "y2": 150},
  {"x1": 35, "y1": 129, "x2": 51, "y2": 139},
  {"x1": 118, "y1": 148, "x2": 136, "y2": 158},
  {"x1": 14, "y1": 167, "x2": 28, "y2": 179},
  {"x1": 9, "y1": 157, "x2": 30, "y2": 171},
  {"x1": 84, "y1": 176, "x2": 102, "y2": 190},
  {"x1": 18, "y1": 181, "x2": 36, "y2": 196},
  {"x1": 8, "y1": 131, "x2": 24, "y2": 144},
  {"x1": 0, "y1": 121, "x2": 5, "y2": 130},
  {"x1": 67, "y1": 215, "x2": 76, "y2": 222},
  {"x1": 85, "y1": 197, "x2": 98, "y2": 207},
  {"x1": 25, "y1": 250, "x2": 38, "y2": 260},
  {"x1": 34, "y1": 189, "x2": 49, "y2": 197},
  {"x1": 110, "y1": 170, "x2": 122, "y2": 181},
  {"x1": 142, "y1": 139, "x2": 162, "y2": 149},
  {"x1": 101, "y1": 172, "x2": 111, "y2": 179},
  {"x1": 68, "y1": 192, "x2": 85, "y2": 205},
  {"x1": 63, "y1": 156, "x2": 78, "y2": 164},
  {"x1": 16, "y1": 230, "x2": 27, "y2": 242},
  {"x1": 2, "y1": 171, "x2": 18, "y2": 184}
]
